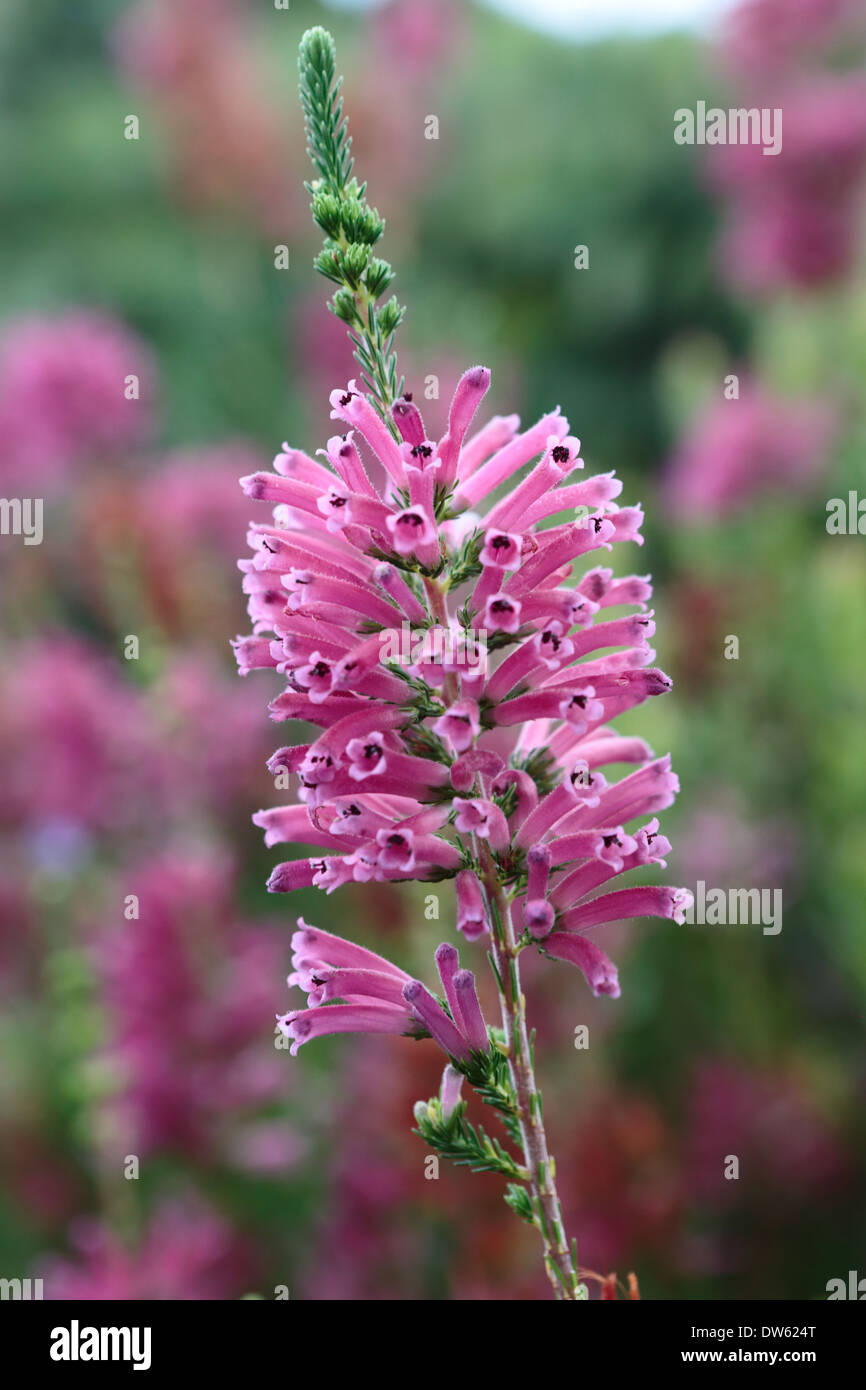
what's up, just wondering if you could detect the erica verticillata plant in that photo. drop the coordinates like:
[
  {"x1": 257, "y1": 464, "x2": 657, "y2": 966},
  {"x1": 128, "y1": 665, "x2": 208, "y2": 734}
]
[{"x1": 233, "y1": 27, "x2": 691, "y2": 1301}]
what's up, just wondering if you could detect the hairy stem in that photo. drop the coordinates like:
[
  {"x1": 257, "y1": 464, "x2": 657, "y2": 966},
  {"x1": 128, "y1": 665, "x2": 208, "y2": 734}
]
[{"x1": 477, "y1": 841, "x2": 581, "y2": 1300}]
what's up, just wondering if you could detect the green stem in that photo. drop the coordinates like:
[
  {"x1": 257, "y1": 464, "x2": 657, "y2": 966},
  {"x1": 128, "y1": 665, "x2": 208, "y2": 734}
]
[{"x1": 477, "y1": 841, "x2": 581, "y2": 1301}]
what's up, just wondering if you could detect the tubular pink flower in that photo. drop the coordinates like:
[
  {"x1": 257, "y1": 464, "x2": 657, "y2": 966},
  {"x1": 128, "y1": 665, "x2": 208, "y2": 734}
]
[
  {"x1": 455, "y1": 869, "x2": 489, "y2": 941},
  {"x1": 484, "y1": 592, "x2": 523, "y2": 634},
  {"x1": 454, "y1": 410, "x2": 567, "y2": 509},
  {"x1": 519, "y1": 472, "x2": 623, "y2": 528},
  {"x1": 437, "y1": 365, "x2": 491, "y2": 486},
  {"x1": 491, "y1": 686, "x2": 605, "y2": 734},
  {"x1": 543, "y1": 933, "x2": 621, "y2": 998},
  {"x1": 450, "y1": 748, "x2": 505, "y2": 793},
  {"x1": 433, "y1": 699, "x2": 481, "y2": 754},
  {"x1": 392, "y1": 393, "x2": 428, "y2": 447},
  {"x1": 457, "y1": 412, "x2": 521, "y2": 477},
  {"x1": 525, "y1": 843, "x2": 552, "y2": 902},
  {"x1": 282, "y1": 924, "x2": 493, "y2": 1062},
  {"x1": 434, "y1": 941, "x2": 463, "y2": 1022},
  {"x1": 252, "y1": 806, "x2": 356, "y2": 851},
  {"x1": 576, "y1": 732, "x2": 655, "y2": 768},
  {"x1": 373, "y1": 564, "x2": 428, "y2": 623},
  {"x1": 506, "y1": 523, "x2": 612, "y2": 595},
  {"x1": 548, "y1": 854, "x2": 621, "y2": 911},
  {"x1": 515, "y1": 761, "x2": 605, "y2": 848},
  {"x1": 485, "y1": 434, "x2": 582, "y2": 533},
  {"x1": 402, "y1": 980, "x2": 472, "y2": 1063},
  {"x1": 439, "y1": 1063, "x2": 464, "y2": 1121},
  {"x1": 231, "y1": 635, "x2": 279, "y2": 675},
  {"x1": 274, "y1": 445, "x2": 337, "y2": 489},
  {"x1": 385, "y1": 507, "x2": 440, "y2": 566},
  {"x1": 453, "y1": 970, "x2": 489, "y2": 1052},
  {"x1": 329, "y1": 381, "x2": 407, "y2": 488},
  {"x1": 289, "y1": 917, "x2": 409, "y2": 976},
  {"x1": 278, "y1": 1002, "x2": 413, "y2": 1056},
  {"x1": 322, "y1": 431, "x2": 379, "y2": 498},
  {"x1": 267, "y1": 859, "x2": 322, "y2": 893},
  {"x1": 525, "y1": 899, "x2": 555, "y2": 940},
  {"x1": 453, "y1": 798, "x2": 510, "y2": 850},
  {"x1": 483, "y1": 623, "x2": 575, "y2": 703},
  {"x1": 306, "y1": 967, "x2": 411, "y2": 1009},
  {"x1": 558, "y1": 884, "x2": 694, "y2": 933}
]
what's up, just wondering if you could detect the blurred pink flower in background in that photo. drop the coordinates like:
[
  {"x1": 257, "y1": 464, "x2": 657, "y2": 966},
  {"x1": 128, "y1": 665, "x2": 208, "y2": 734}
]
[
  {"x1": 0, "y1": 636, "x2": 151, "y2": 850},
  {"x1": 133, "y1": 445, "x2": 268, "y2": 639},
  {"x1": 663, "y1": 381, "x2": 835, "y2": 518},
  {"x1": 0, "y1": 313, "x2": 155, "y2": 488},
  {"x1": 42, "y1": 1199, "x2": 257, "y2": 1300},
  {"x1": 719, "y1": 0, "x2": 865, "y2": 77},
  {"x1": 0, "y1": 637, "x2": 274, "y2": 877},
  {"x1": 94, "y1": 852, "x2": 290, "y2": 1164},
  {"x1": 710, "y1": 0, "x2": 866, "y2": 293},
  {"x1": 113, "y1": 0, "x2": 301, "y2": 234},
  {"x1": 563, "y1": 1091, "x2": 682, "y2": 1275},
  {"x1": 372, "y1": 0, "x2": 462, "y2": 75},
  {"x1": 672, "y1": 790, "x2": 799, "y2": 889},
  {"x1": 147, "y1": 654, "x2": 274, "y2": 821},
  {"x1": 686, "y1": 1059, "x2": 850, "y2": 1206},
  {"x1": 139, "y1": 445, "x2": 266, "y2": 572},
  {"x1": 341, "y1": 1, "x2": 463, "y2": 247},
  {"x1": 709, "y1": 77, "x2": 866, "y2": 292}
]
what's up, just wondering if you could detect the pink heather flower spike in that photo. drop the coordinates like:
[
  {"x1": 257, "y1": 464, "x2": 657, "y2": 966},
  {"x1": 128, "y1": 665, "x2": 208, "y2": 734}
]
[{"x1": 237, "y1": 24, "x2": 689, "y2": 1303}]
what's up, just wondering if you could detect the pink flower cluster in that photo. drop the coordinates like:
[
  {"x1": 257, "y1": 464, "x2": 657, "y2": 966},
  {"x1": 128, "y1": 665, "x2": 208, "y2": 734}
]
[
  {"x1": 663, "y1": 380, "x2": 835, "y2": 518},
  {"x1": 41, "y1": 1199, "x2": 255, "y2": 1301},
  {"x1": 95, "y1": 853, "x2": 291, "y2": 1164},
  {"x1": 278, "y1": 920, "x2": 487, "y2": 1071},
  {"x1": 0, "y1": 312, "x2": 154, "y2": 487},
  {"x1": 113, "y1": 0, "x2": 299, "y2": 234},
  {"x1": 719, "y1": 0, "x2": 865, "y2": 78},
  {"x1": 235, "y1": 367, "x2": 690, "y2": 1032},
  {"x1": 711, "y1": 0, "x2": 866, "y2": 291},
  {"x1": 0, "y1": 637, "x2": 270, "y2": 858},
  {"x1": 710, "y1": 77, "x2": 866, "y2": 292}
]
